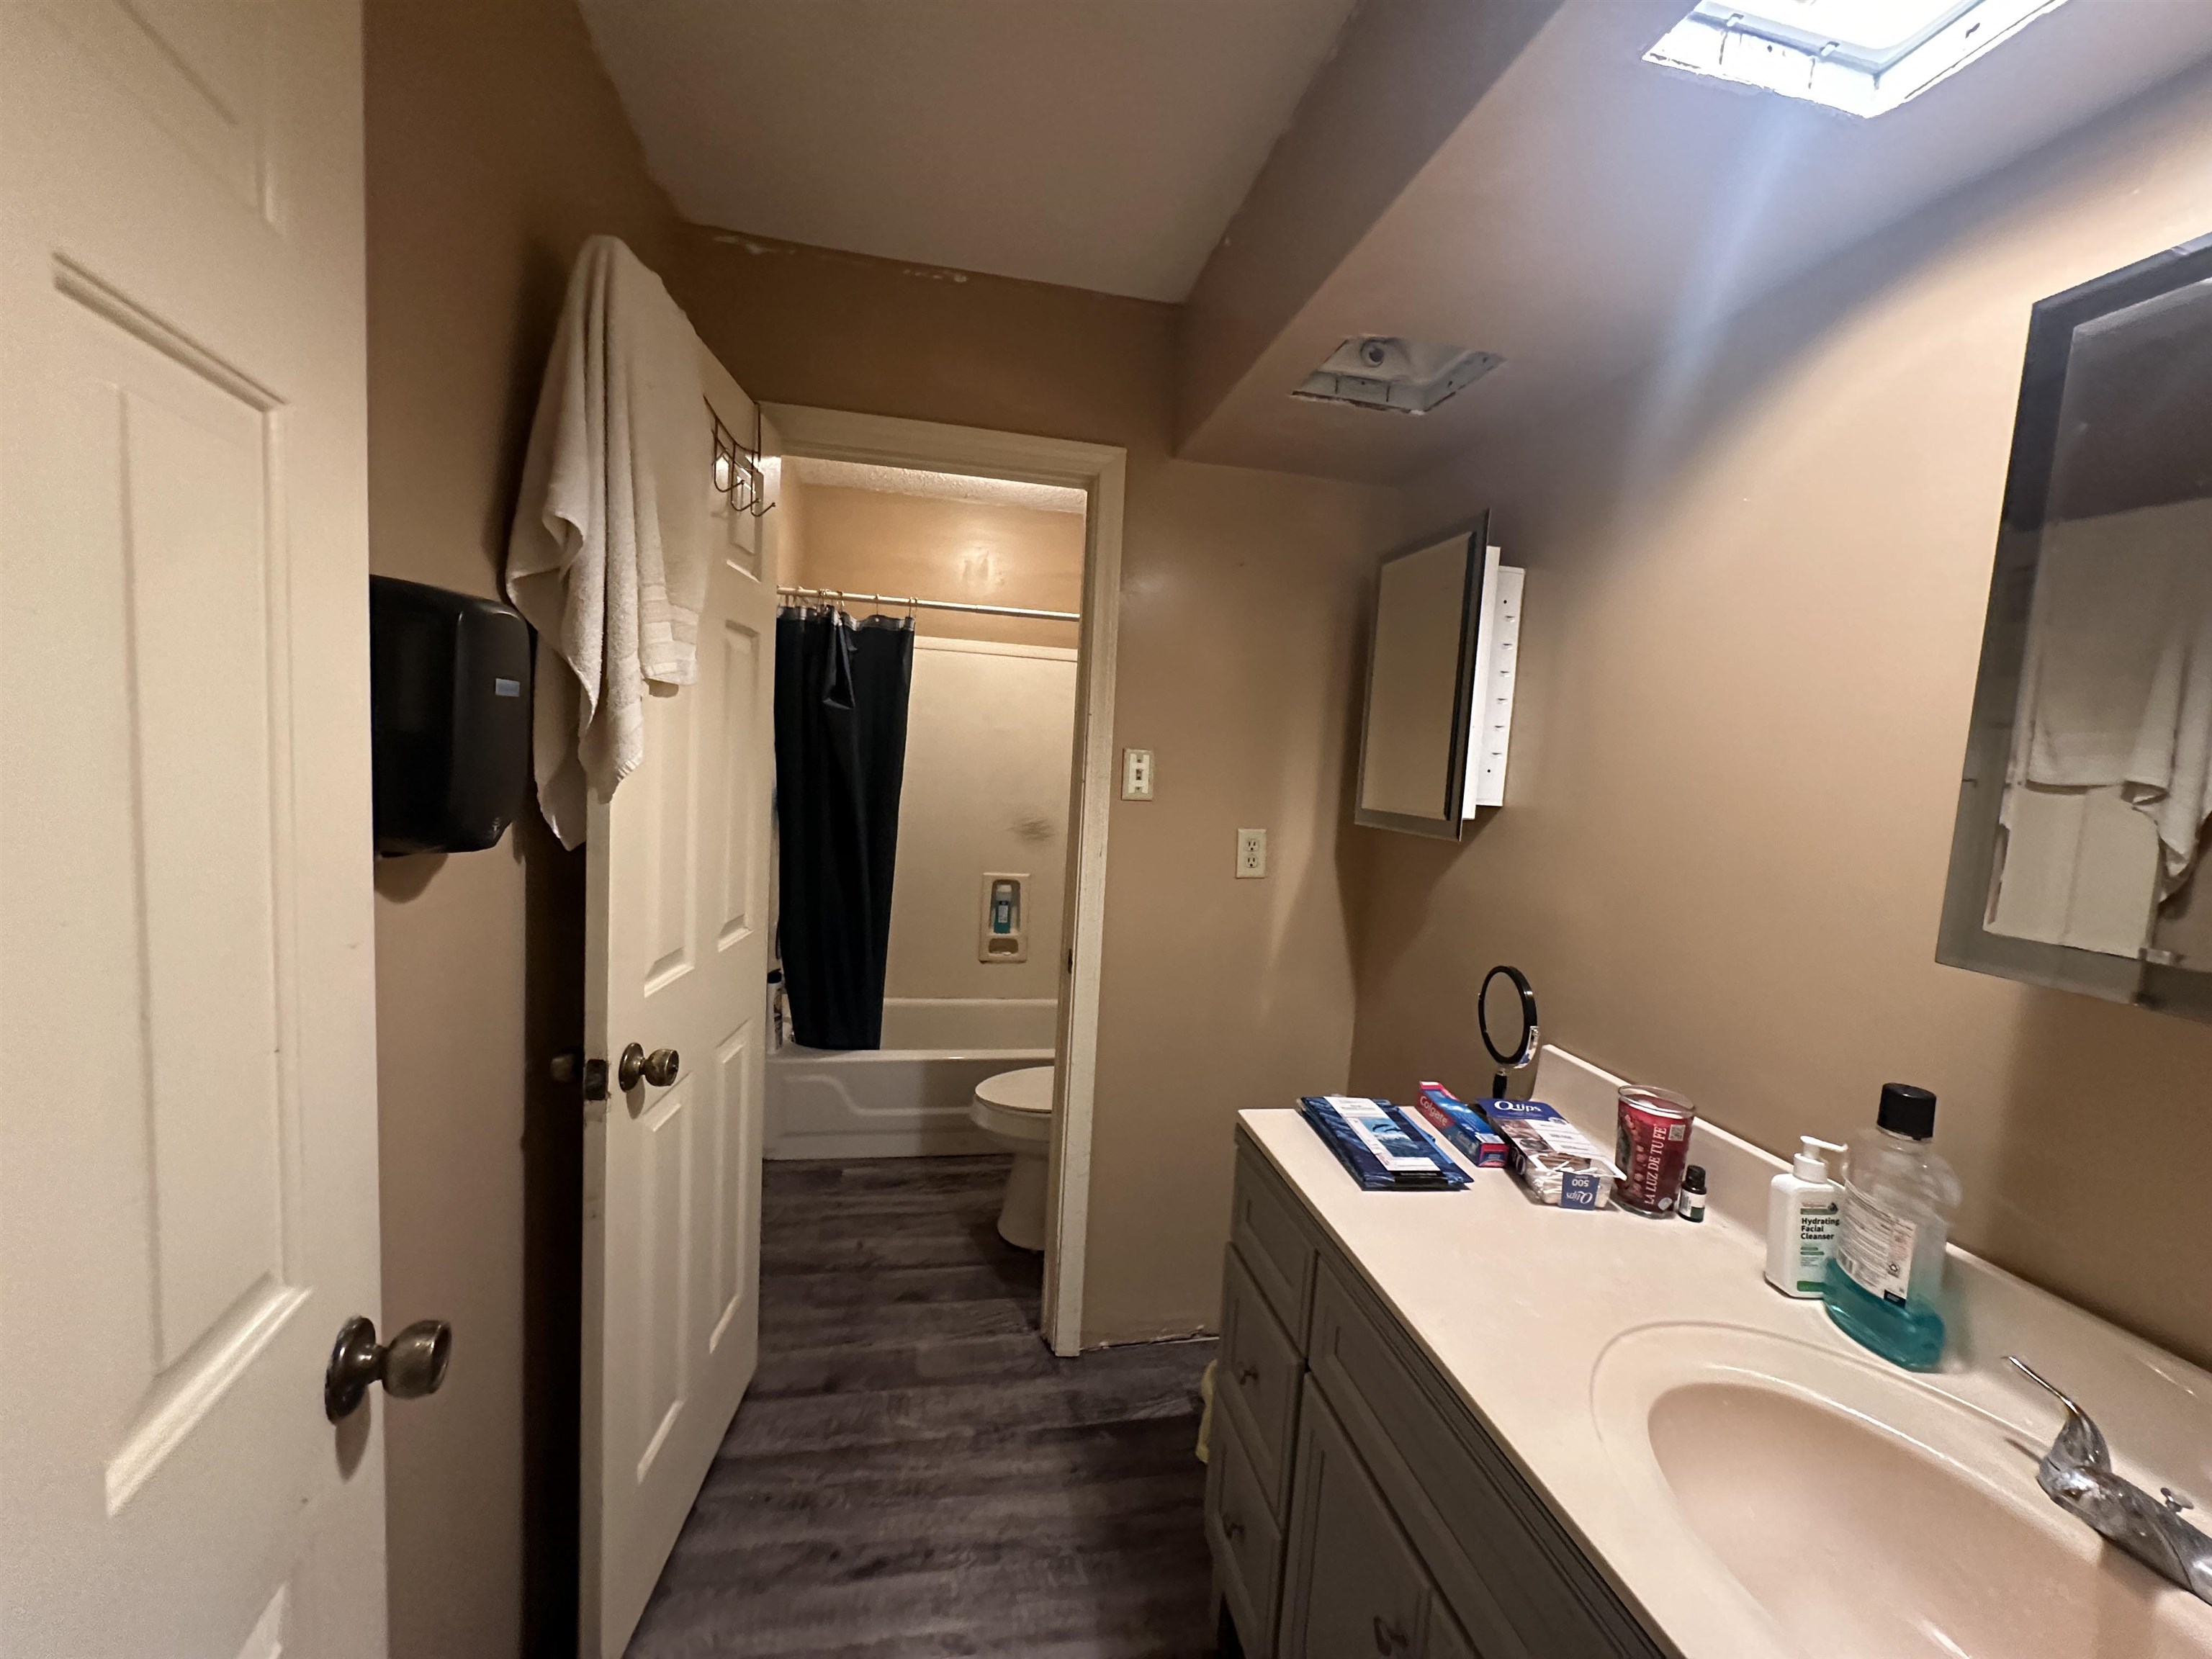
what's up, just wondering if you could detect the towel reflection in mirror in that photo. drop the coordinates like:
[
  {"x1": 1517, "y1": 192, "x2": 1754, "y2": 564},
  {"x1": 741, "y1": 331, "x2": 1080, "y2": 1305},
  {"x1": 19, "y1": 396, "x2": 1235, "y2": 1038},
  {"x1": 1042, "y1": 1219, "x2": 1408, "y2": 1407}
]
[{"x1": 1987, "y1": 278, "x2": 2212, "y2": 964}]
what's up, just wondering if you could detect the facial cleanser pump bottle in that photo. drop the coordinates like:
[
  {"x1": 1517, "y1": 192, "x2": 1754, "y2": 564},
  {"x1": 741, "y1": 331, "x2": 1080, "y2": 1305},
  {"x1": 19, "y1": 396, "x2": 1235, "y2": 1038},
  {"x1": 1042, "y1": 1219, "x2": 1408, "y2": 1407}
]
[
  {"x1": 1764, "y1": 1136, "x2": 1846, "y2": 1297},
  {"x1": 1823, "y1": 1084, "x2": 1961, "y2": 1370}
]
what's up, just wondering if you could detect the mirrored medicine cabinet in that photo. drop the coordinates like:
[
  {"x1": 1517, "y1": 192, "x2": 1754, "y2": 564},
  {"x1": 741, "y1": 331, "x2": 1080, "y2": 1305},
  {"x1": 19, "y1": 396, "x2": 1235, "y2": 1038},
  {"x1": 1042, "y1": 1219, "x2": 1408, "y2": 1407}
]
[
  {"x1": 1354, "y1": 513, "x2": 1522, "y2": 840},
  {"x1": 1940, "y1": 233, "x2": 2212, "y2": 1022}
]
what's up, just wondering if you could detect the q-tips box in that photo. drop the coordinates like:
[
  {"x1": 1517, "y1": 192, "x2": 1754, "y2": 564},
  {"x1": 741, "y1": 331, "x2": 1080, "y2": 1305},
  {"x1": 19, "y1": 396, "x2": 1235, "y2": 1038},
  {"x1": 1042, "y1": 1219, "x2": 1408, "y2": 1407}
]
[{"x1": 1483, "y1": 1097, "x2": 1621, "y2": 1210}]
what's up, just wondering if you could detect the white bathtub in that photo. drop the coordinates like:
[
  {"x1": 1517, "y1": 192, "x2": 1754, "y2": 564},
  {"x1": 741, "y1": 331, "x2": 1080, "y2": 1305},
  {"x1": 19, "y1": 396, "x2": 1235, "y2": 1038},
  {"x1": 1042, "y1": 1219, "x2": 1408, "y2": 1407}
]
[{"x1": 764, "y1": 997, "x2": 1057, "y2": 1160}]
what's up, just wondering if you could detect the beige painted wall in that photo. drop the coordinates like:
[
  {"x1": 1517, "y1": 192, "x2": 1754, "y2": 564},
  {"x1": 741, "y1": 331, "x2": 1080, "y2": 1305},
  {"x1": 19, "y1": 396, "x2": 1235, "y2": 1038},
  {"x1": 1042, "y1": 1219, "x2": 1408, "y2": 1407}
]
[
  {"x1": 364, "y1": 3, "x2": 679, "y2": 1653},
  {"x1": 1348, "y1": 70, "x2": 2212, "y2": 1370},
  {"x1": 668, "y1": 230, "x2": 1392, "y2": 1342},
  {"x1": 793, "y1": 481, "x2": 1084, "y2": 650}
]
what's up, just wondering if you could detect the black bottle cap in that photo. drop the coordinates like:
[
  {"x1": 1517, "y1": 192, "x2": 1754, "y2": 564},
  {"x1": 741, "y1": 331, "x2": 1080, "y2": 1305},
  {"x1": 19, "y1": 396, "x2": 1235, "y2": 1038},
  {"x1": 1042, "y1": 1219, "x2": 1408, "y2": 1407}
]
[
  {"x1": 1681, "y1": 1165, "x2": 1707, "y2": 1193},
  {"x1": 1876, "y1": 1083, "x2": 1937, "y2": 1140}
]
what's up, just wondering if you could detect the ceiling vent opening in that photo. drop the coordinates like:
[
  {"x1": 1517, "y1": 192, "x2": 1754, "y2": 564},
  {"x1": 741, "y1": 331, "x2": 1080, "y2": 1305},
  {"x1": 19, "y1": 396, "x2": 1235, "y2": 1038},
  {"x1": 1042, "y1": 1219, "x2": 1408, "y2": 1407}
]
[{"x1": 1295, "y1": 337, "x2": 1502, "y2": 415}]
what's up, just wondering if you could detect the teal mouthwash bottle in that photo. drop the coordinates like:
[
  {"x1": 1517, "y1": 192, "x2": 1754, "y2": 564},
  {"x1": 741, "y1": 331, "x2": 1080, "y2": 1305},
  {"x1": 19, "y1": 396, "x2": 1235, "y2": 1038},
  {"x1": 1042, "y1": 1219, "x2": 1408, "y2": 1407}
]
[{"x1": 1823, "y1": 1084, "x2": 1960, "y2": 1370}]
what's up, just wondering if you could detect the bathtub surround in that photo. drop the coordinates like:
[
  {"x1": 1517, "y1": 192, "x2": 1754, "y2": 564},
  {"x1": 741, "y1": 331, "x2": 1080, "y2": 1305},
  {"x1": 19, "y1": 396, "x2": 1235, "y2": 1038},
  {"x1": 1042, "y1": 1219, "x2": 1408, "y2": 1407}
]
[
  {"x1": 889, "y1": 638, "x2": 1080, "y2": 1011},
  {"x1": 764, "y1": 1002, "x2": 1054, "y2": 1162},
  {"x1": 625, "y1": 1157, "x2": 1218, "y2": 1658},
  {"x1": 1347, "y1": 63, "x2": 2212, "y2": 1370}
]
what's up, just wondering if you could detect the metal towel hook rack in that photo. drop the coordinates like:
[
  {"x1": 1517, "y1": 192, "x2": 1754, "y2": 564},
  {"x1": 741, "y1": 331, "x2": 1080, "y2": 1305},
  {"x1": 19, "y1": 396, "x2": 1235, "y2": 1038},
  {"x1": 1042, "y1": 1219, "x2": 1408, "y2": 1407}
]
[{"x1": 707, "y1": 398, "x2": 774, "y2": 519}]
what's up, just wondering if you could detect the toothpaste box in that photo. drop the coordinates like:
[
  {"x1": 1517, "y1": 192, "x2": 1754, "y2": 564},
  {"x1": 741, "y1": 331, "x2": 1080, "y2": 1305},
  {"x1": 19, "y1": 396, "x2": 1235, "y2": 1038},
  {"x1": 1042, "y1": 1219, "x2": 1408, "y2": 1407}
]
[
  {"x1": 1482, "y1": 1098, "x2": 1622, "y2": 1210},
  {"x1": 1406, "y1": 1082, "x2": 1506, "y2": 1170}
]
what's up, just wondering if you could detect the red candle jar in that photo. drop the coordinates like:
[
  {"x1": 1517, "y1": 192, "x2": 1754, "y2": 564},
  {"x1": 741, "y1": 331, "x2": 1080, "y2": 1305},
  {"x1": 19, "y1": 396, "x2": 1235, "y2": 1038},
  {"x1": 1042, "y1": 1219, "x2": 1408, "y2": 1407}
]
[{"x1": 1614, "y1": 1086, "x2": 1696, "y2": 1216}]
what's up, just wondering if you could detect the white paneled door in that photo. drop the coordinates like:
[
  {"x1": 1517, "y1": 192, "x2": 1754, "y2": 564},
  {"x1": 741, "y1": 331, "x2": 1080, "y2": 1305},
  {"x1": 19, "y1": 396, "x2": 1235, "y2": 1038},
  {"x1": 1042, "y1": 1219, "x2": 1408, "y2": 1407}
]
[
  {"x1": 0, "y1": 3, "x2": 387, "y2": 1657},
  {"x1": 580, "y1": 346, "x2": 777, "y2": 1658}
]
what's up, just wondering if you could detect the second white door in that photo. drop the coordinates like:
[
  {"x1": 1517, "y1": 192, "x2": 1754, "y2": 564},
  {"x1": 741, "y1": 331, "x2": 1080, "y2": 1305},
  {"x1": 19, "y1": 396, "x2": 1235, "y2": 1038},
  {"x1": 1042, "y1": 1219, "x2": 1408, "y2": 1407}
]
[{"x1": 579, "y1": 345, "x2": 779, "y2": 1658}]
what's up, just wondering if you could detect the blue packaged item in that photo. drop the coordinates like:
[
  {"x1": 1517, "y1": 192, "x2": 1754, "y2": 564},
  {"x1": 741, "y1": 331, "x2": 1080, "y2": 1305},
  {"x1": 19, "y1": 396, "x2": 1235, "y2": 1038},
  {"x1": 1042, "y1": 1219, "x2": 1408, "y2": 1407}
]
[{"x1": 1299, "y1": 1095, "x2": 1469, "y2": 1192}]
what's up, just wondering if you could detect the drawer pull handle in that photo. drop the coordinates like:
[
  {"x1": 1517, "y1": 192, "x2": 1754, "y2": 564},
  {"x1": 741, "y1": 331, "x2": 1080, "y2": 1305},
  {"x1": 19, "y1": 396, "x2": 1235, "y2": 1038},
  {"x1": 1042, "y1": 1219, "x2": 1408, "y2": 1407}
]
[
  {"x1": 1372, "y1": 1615, "x2": 1410, "y2": 1653},
  {"x1": 1234, "y1": 1362, "x2": 1260, "y2": 1384}
]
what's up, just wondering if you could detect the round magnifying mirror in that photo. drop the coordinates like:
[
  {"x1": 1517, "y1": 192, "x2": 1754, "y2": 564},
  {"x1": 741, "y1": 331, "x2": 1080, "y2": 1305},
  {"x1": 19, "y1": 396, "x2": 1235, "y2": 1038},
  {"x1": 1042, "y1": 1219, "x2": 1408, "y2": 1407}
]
[{"x1": 1478, "y1": 965, "x2": 1539, "y2": 1098}]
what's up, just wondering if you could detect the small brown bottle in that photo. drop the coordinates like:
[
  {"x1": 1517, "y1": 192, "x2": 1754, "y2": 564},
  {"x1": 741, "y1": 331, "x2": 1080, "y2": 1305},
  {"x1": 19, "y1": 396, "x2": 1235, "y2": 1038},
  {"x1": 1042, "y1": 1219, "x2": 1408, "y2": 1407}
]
[{"x1": 1678, "y1": 1165, "x2": 1707, "y2": 1223}]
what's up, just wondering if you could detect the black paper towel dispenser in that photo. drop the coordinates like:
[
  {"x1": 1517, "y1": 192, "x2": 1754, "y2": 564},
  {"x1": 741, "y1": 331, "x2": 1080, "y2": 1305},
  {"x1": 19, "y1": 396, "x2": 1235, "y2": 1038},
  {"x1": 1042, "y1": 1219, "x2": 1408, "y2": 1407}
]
[{"x1": 369, "y1": 576, "x2": 531, "y2": 855}]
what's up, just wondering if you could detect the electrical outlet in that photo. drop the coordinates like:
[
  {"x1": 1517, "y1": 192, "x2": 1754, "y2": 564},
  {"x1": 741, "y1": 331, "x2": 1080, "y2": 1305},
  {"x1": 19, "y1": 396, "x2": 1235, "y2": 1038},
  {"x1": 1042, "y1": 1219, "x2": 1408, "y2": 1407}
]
[
  {"x1": 1121, "y1": 747, "x2": 1154, "y2": 800},
  {"x1": 1236, "y1": 827, "x2": 1267, "y2": 878}
]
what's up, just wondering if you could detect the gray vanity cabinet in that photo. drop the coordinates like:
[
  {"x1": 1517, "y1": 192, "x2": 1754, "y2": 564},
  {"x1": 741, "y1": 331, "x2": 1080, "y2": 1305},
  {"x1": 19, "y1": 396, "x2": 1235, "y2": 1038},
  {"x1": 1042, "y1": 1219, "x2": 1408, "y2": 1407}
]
[{"x1": 1207, "y1": 1130, "x2": 1676, "y2": 1659}]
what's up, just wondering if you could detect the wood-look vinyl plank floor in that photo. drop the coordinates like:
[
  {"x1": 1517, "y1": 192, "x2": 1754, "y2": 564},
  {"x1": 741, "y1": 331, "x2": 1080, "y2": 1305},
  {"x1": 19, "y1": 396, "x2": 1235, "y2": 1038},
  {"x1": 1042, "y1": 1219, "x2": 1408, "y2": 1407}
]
[{"x1": 626, "y1": 1156, "x2": 1221, "y2": 1659}]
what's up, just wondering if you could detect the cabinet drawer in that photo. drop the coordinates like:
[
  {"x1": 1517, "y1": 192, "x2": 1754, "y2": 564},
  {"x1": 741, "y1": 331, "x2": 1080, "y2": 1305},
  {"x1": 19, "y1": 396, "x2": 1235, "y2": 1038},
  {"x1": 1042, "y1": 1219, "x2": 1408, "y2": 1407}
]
[
  {"x1": 1231, "y1": 1139, "x2": 1320, "y2": 1348},
  {"x1": 1219, "y1": 1244, "x2": 1303, "y2": 1521},
  {"x1": 1205, "y1": 1395, "x2": 1284, "y2": 1656},
  {"x1": 1308, "y1": 1262, "x2": 1668, "y2": 1659}
]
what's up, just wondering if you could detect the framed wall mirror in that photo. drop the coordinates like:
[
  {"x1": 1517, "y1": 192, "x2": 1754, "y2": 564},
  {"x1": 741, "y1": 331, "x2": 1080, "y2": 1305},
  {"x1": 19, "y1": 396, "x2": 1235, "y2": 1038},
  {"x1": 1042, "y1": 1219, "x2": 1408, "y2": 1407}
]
[
  {"x1": 1354, "y1": 513, "x2": 1500, "y2": 840},
  {"x1": 1939, "y1": 233, "x2": 2212, "y2": 1022}
]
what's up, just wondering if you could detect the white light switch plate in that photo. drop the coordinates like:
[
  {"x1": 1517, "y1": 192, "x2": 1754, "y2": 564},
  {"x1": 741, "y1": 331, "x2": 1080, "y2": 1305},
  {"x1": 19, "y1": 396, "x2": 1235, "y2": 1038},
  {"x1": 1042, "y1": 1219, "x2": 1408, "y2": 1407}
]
[
  {"x1": 1121, "y1": 747, "x2": 1154, "y2": 800},
  {"x1": 1236, "y1": 828, "x2": 1267, "y2": 878}
]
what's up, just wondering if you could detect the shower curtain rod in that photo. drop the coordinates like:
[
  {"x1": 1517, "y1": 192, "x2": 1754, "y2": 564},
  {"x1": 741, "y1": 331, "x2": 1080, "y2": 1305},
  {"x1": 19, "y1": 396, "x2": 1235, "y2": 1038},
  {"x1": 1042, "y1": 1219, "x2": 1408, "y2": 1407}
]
[{"x1": 776, "y1": 583, "x2": 1079, "y2": 624}]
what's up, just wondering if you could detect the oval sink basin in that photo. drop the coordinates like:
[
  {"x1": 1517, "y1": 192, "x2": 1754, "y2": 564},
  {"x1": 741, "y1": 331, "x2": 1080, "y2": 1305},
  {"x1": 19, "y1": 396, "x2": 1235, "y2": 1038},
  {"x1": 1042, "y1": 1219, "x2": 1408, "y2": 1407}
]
[{"x1": 1592, "y1": 1325, "x2": 2212, "y2": 1658}]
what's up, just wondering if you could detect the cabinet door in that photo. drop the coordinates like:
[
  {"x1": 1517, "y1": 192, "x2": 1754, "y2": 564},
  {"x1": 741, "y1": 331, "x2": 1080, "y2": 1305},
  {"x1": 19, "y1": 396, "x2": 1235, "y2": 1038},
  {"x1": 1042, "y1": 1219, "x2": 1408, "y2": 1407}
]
[
  {"x1": 1424, "y1": 1603, "x2": 1483, "y2": 1659},
  {"x1": 1280, "y1": 1380, "x2": 1431, "y2": 1659}
]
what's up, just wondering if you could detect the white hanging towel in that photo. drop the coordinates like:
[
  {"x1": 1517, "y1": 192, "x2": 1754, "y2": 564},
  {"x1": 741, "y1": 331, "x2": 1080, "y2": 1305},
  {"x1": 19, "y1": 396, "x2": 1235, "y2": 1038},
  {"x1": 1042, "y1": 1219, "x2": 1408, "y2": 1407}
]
[{"x1": 505, "y1": 235, "x2": 707, "y2": 848}]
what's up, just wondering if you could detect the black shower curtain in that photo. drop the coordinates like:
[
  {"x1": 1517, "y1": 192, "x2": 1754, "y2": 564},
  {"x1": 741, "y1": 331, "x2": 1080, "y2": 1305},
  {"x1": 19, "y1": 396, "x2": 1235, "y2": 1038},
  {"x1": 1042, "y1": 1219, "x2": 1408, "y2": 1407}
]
[{"x1": 773, "y1": 607, "x2": 914, "y2": 1050}]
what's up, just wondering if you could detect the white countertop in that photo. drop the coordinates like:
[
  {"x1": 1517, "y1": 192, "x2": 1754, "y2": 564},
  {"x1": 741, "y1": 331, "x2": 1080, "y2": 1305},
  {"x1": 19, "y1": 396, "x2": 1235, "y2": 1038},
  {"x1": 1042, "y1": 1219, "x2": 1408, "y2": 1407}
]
[{"x1": 1238, "y1": 1048, "x2": 2212, "y2": 1659}]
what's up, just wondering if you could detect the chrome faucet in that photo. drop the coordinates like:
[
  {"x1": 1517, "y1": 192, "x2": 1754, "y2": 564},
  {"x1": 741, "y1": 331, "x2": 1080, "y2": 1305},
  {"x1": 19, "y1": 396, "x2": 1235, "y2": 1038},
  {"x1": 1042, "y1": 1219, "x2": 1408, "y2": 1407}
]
[{"x1": 2008, "y1": 1356, "x2": 2212, "y2": 1604}]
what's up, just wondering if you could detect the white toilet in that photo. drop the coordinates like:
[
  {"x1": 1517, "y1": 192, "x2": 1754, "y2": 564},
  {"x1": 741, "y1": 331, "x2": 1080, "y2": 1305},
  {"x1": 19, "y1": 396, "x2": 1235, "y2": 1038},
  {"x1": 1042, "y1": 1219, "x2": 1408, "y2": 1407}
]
[{"x1": 967, "y1": 1065, "x2": 1054, "y2": 1251}]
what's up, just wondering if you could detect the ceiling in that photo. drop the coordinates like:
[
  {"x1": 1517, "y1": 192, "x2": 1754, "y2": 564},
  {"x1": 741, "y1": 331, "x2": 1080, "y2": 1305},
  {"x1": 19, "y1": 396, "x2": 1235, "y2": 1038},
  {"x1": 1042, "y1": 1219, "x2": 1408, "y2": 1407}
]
[
  {"x1": 584, "y1": 0, "x2": 2212, "y2": 482},
  {"x1": 1178, "y1": 1, "x2": 2212, "y2": 481},
  {"x1": 578, "y1": 0, "x2": 1357, "y2": 302}
]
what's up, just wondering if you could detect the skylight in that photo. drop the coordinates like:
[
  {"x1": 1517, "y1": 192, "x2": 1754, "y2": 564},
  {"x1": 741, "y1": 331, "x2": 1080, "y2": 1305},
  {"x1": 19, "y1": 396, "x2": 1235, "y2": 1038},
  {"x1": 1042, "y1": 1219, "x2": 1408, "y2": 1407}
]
[{"x1": 1645, "y1": 0, "x2": 2072, "y2": 117}]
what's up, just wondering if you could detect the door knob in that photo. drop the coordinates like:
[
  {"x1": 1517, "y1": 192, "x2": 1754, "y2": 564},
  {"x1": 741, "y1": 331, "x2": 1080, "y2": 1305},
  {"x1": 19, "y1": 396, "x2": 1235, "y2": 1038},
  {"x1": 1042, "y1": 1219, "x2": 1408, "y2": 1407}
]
[
  {"x1": 324, "y1": 1315, "x2": 452, "y2": 1422},
  {"x1": 618, "y1": 1043, "x2": 680, "y2": 1090}
]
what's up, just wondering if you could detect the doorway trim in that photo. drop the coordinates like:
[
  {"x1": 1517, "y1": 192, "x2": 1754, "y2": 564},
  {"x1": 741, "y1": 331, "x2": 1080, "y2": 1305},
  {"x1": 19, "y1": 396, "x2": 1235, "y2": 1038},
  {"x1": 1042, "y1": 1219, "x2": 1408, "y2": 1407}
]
[{"x1": 763, "y1": 405, "x2": 1123, "y2": 1358}]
